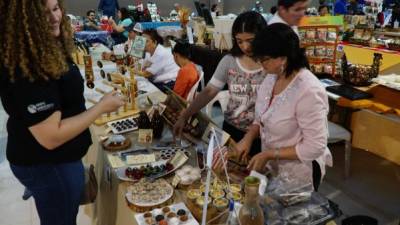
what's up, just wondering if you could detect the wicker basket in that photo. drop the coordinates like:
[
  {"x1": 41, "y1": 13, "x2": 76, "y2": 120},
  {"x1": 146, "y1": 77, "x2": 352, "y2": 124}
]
[{"x1": 342, "y1": 53, "x2": 382, "y2": 86}]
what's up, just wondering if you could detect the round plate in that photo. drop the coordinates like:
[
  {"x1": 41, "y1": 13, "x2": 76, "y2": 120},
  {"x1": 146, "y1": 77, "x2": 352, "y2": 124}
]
[{"x1": 126, "y1": 179, "x2": 173, "y2": 207}]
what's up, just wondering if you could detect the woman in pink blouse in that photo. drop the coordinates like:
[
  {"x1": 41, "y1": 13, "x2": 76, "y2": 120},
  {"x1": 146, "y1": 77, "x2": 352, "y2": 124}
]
[{"x1": 219, "y1": 24, "x2": 332, "y2": 190}]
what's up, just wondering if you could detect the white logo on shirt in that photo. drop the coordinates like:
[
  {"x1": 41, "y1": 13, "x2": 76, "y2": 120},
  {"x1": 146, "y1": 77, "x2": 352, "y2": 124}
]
[{"x1": 27, "y1": 102, "x2": 55, "y2": 114}]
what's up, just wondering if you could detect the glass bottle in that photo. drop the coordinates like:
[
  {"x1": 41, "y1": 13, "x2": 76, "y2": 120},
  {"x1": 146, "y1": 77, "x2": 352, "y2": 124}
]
[
  {"x1": 138, "y1": 111, "x2": 151, "y2": 129},
  {"x1": 239, "y1": 176, "x2": 264, "y2": 225},
  {"x1": 151, "y1": 109, "x2": 164, "y2": 139}
]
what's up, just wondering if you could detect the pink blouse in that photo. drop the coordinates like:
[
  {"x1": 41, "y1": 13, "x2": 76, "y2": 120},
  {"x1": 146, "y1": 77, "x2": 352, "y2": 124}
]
[{"x1": 254, "y1": 69, "x2": 332, "y2": 188}]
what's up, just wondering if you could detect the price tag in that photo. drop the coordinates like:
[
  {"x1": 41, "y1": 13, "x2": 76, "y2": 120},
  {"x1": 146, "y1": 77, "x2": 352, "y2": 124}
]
[
  {"x1": 172, "y1": 175, "x2": 181, "y2": 188},
  {"x1": 138, "y1": 129, "x2": 153, "y2": 144}
]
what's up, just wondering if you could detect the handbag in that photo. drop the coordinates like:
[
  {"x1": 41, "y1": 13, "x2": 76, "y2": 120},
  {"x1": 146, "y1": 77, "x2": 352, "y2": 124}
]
[{"x1": 80, "y1": 164, "x2": 98, "y2": 205}]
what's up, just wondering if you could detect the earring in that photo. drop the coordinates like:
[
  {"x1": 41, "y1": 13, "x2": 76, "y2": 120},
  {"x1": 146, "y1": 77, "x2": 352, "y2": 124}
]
[{"x1": 280, "y1": 63, "x2": 285, "y2": 74}]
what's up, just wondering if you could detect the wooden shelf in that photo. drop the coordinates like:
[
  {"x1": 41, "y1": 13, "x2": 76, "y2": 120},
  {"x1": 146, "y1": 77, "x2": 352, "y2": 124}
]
[
  {"x1": 301, "y1": 42, "x2": 336, "y2": 47},
  {"x1": 308, "y1": 58, "x2": 336, "y2": 64}
]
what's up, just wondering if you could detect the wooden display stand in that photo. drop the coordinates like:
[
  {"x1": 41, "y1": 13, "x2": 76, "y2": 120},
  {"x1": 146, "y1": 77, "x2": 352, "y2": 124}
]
[
  {"x1": 300, "y1": 25, "x2": 340, "y2": 77},
  {"x1": 93, "y1": 69, "x2": 140, "y2": 125}
]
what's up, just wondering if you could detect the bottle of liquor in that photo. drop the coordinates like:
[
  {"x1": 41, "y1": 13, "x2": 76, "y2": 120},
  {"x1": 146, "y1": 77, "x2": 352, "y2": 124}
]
[
  {"x1": 138, "y1": 111, "x2": 151, "y2": 129},
  {"x1": 151, "y1": 109, "x2": 164, "y2": 139},
  {"x1": 238, "y1": 176, "x2": 264, "y2": 225}
]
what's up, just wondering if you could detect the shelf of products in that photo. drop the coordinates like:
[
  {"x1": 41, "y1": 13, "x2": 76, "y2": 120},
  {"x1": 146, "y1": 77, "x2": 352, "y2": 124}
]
[{"x1": 299, "y1": 25, "x2": 340, "y2": 77}]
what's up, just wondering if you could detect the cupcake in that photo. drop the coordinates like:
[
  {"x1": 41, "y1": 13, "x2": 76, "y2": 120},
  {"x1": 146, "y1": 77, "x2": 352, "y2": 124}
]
[
  {"x1": 167, "y1": 212, "x2": 177, "y2": 219},
  {"x1": 196, "y1": 196, "x2": 211, "y2": 208},
  {"x1": 186, "y1": 189, "x2": 201, "y2": 201},
  {"x1": 177, "y1": 209, "x2": 186, "y2": 216},
  {"x1": 213, "y1": 197, "x2": 229, "y2": 211},
  {"x1": 162, "y1": 207, "x2": 171, "y2": 214},
  {"x1": 155, "y1": 215, "x2": 165, "y2": 222},
  {"x1": 210, "y1": 189, "x2": 225, "y2": 199},
  {"x1": 180, "y1": 215, "x2": 189, "y2": 222},
  {"x1": 144, "y1": 212, "x2": 153, "y2": 218},
  {"x1": 145, "y1": 217, "x2": 155, "y2": 225}
]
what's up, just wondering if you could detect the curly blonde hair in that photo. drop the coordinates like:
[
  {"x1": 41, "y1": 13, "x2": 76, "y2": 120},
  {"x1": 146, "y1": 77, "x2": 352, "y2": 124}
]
[{"x1": 0, "y1": 0, "x2": 74, "y2": 81}]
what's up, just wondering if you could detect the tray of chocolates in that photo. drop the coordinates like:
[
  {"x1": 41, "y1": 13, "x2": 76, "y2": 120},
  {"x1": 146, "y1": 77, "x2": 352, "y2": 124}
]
[
  {"x1": 107, "y1": 116, "x2": 139, "y2": 134},
  {"x1": 133, "y1": 202, "x2": 199, "y2": 225}
]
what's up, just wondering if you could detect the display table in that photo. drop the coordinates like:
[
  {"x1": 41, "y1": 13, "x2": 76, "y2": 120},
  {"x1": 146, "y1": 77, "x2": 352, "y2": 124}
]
[
  {"x1": 80, "y1": 61, "x2": 339, "y2": 225},
  {"x1": 340, "y1": 42, "x2": 400, "y2": 73}
]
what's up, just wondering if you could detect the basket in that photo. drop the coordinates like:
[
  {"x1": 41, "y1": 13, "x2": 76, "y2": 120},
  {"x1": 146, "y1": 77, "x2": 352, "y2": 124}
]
[{"x1": 342, "y1": 53, "x2": 382, "y2": 86}]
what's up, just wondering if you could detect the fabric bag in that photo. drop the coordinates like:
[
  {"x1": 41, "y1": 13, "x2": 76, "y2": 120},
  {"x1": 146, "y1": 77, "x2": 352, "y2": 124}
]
[{"x1": 80, "y1": 164, "x2": 98, "y2": 205}]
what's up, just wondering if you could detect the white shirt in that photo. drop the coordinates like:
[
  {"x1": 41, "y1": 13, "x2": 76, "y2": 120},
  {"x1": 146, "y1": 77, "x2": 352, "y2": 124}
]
[
  {"x1": 268, "y1": 13, "x2": 299, "y2": 36},
  {"x1": 146, "y1": 45, "x2": 179, "y2": 83}
]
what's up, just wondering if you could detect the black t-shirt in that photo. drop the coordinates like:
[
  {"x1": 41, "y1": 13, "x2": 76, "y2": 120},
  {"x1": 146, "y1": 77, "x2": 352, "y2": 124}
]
[{"x1": 0, "y1": 61, "x2": 92, "y2": 166}]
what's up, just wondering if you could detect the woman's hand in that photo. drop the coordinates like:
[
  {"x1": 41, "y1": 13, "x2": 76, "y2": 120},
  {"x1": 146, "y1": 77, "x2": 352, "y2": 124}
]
[
  {"x1": 234, "y1": 139, "x2": 252, "y2": 163},
  {"x1": 98, "y1": 91, "x2": 125, "y2": 113},
  {"x1": 247, "y1": 151, "x2": 271, "y2": 173}
]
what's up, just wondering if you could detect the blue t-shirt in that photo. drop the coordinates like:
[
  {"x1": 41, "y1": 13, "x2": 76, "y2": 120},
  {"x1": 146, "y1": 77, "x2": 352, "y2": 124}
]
[
  {"x1": 334, "y1": 0, "x2": 347, "y2": 15},
  {"x1": 118, "y1": 18, "x2": 133, "y2": 38}
]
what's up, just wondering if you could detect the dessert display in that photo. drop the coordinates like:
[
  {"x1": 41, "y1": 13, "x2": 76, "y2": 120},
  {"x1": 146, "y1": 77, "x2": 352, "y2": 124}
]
[
  {"x1": 102, "y1": 134, "x2": 131, "y2": 151},
  {"x1": 175, "y1": 165, "x2": 201, "y2": 186},
  {"x1": 195, "y1": 196, "x2": 212, "y2": 208},
  {"x1": 212, "y1": 197, "x2": 229, "y2": 211},
  {"x1": 124, "y1": 163, "x2": 174, "y2": 180},
  {"x1": 107, "y1": 116, "x2": 139, "y2": 134},
  {"x1": 126, "y1": 178, "x2": 174, "y2": 208},
  {"x1": 116, "y1": 151, "x2": 188, "y2": 182},
  {"x1": 133, "y1": 202, "x2": 199, "y2": 225}
]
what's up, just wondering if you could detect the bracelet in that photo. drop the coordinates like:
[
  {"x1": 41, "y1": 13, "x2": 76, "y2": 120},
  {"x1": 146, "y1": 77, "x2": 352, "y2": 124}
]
[{"x1": 274, "y1": 148, "x2": 280, "y2": 162}]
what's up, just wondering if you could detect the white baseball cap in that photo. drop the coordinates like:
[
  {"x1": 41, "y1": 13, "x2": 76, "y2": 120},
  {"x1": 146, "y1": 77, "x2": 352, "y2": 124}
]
[{"x1": 133, "y1": 23, "x2": 143, "y2": 33}]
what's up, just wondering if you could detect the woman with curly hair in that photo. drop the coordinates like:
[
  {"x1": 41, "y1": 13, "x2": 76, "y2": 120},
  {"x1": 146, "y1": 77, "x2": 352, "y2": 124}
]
[{"x1": 0, "y1": 0, "x2": 125, "y2": 224}]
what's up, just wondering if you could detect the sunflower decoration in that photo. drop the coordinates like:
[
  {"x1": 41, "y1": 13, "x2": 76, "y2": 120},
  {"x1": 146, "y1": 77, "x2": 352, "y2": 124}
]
[{"x1": 178, "y1": 7, "x2": 190, "y2": 27}]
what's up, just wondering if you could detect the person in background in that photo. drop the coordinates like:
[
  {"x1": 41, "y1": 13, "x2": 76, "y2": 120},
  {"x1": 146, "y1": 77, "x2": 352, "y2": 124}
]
[
  {"x1": 84, "y1": 9, "x2": 101, "y2": 31},
  {"x1": 172, "y1": 41, "x2": 200, "y2": 99},
  {"x1": 265, "y1": 6, "x2": 278, "y2": 22},
  {"x1": 134, "y1": 29, "x2": 179, "y2": 92},
  {"x1": 98, "y1": 0, "x2": 120, "y2": 18},
  {"x1": 211, "y1": 4, "x2": 221, "y2": 17},
  {"x1": 215, "y1": 24, "x2": 332, "y2": 191},
  {"x1": 252, "y1": 1, "x2": 264, "y2": 13},
  {"x1": 102, "y1": 23, "x2": 143, "y2": 61},
  {"x1": 170, "y1": 3, "x2": 181, "y2": 18},
  {"x1": 109, "y1": 7, "x2": 133, "y2": 44},
  {"x1": 173, "y1": 11, "x2": 268, "y2": 158},
  {"x1": 0, "y1": 0, "x2": 125, "y2": 224},
  {"x1": 269, "y1": 0, "x2": 308, "y2": 35},
  {"x1": 318, "y1": 5, "x2": 330, "y2": 16},
  {"x1": 334, "y1": 0, "x2": 348, "y2": 15}
]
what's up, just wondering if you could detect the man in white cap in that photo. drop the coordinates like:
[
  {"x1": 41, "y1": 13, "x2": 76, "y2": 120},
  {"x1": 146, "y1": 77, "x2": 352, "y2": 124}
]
[
  {"x1": 252, "y1": 1, "x2": 264, "y2": 13},
  {"x1": 102, "y1": 23, "x2": 144, "y2": 60},
  {"x1": 170, "y1": 3, "x2": 181, "y2": 18}
]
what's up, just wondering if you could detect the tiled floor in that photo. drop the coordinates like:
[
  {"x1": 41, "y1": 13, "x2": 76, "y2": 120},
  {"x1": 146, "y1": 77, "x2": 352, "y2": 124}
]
[{"x1": 0, "y1": 104, "x2": 399, "y2": 225}]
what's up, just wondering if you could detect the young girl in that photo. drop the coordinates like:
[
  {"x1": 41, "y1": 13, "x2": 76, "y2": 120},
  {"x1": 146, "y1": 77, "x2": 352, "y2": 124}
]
[{"x1": 173, "y1": 11, "x2": 267, "y2": 158}]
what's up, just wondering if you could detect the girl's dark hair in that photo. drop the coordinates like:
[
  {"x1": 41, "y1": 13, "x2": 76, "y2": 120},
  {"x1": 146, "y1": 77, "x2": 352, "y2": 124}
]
[
  {"x1": 252, "y1": 23, "x2": 309, "y2": 78},
  {"x1": 87, "y1": 9, "x2": 95, "y2": 16},
  {"x1": 230, "y1": 11, "x2": 268, "y2": 57},
  {"x1": 172, "y1": 40, "x2": 191, "y2": 59},
  {"x1": 119, "y1": 7, "x2": 130, "y2": 21},
  {"x1": 143, "y1": 29, "x2": 164, "y2": 45}
]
